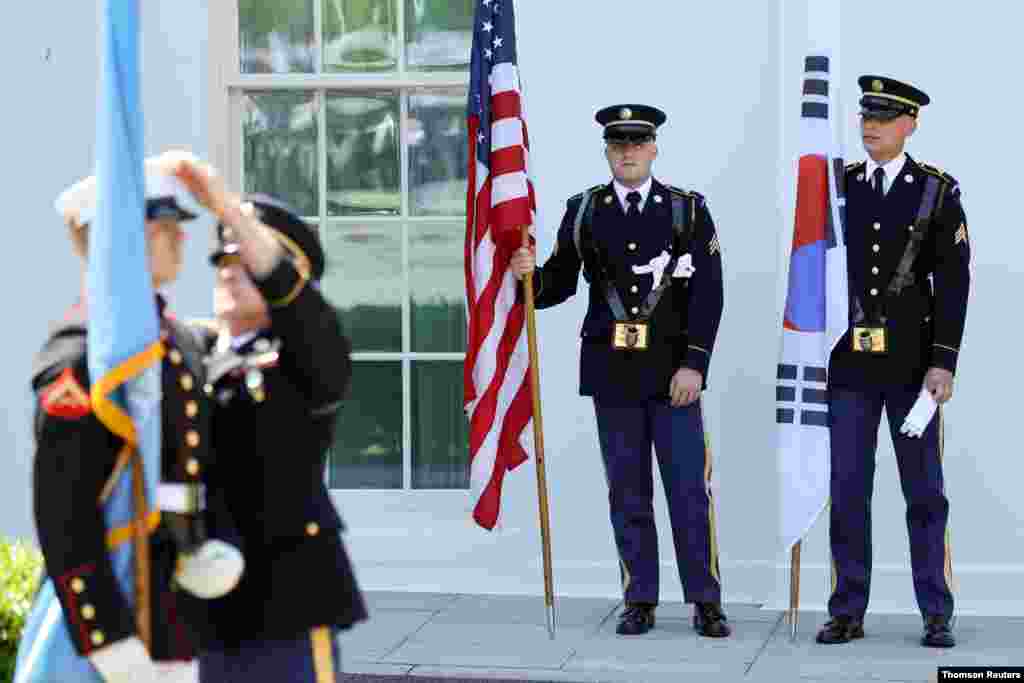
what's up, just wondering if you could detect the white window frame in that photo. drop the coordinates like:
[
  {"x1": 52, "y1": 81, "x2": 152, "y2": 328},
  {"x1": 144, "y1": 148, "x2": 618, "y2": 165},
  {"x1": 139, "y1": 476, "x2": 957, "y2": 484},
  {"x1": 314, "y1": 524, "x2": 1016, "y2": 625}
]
[{"x1": 208, "y1": 2, "x2": 470, "y2": 491}]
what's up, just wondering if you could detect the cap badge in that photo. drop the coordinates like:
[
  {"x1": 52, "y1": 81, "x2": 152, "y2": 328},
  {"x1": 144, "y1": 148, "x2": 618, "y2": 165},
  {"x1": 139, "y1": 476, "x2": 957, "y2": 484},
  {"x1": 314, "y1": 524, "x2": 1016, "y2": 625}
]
[
  {"x1": 872, "y1": 79, "x2": 884, "y2": 92},
  {"x1": 619, "y1": 107, "x2": 632, "y2": 120}
]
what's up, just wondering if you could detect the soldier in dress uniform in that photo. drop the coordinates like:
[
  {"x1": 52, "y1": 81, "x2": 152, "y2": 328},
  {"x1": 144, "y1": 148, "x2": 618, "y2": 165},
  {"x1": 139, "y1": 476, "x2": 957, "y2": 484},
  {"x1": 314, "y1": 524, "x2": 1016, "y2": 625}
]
[
  {"x1": 816, "y1": 76, "x2": 970, "y2": 648},
  {"x1": 20, "y1": 154, "x2": 244, "y2": 682},
  {"x1": 510, "y1": 104, "x2": 728, "y2": 638},
  {"x1": 170, "y1": 158, "x2": 367, "y2": 682}
]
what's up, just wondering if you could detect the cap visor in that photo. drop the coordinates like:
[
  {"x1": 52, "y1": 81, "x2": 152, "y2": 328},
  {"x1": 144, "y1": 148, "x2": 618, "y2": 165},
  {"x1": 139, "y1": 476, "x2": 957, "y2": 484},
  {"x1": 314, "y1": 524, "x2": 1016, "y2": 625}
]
[
  {"x1": 860, "y1": 108, "x2": 903, "y2": 121},
  {"x1": 209, "y1": 243, "x2": 240, "y2": 266}
]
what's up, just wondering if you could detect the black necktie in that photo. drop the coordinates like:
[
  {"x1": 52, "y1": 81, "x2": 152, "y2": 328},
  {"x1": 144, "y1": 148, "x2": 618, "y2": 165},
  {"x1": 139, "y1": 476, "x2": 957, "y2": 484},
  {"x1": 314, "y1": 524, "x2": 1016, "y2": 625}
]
[
  {"x1": 626, "y1": 191, "x2": 642, "y2": 218},
  {"x1": 872, "y1": 167, "x2": 886, "y2": 201}
]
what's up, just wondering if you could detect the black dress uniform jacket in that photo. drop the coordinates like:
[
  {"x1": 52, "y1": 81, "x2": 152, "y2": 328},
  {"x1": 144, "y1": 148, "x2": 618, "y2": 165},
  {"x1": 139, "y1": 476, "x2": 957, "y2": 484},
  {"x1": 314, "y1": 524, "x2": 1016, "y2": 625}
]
[
  {"x1": 200, "y1": 257, "x2": 367, "y2": 647},
  {"x1": 829, "y1": 156, "x2": 970, "y2": 389},
  {"x1": 30, "y1": 299, "x2": 226, "y2": 662},
  {"x1": 531, "y1": 179, "x2": 724, "y2": 399}
]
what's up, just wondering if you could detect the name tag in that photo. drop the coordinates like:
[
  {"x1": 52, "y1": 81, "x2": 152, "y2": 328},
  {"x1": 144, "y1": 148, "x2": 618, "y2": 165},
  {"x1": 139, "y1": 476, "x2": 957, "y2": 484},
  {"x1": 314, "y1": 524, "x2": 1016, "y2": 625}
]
[
  {"x1": 851, "y1": 326, "x2": 888, "y2": 354},
  {"x1": 612, "y1": 321, "x2": 649, "y2": 351}
]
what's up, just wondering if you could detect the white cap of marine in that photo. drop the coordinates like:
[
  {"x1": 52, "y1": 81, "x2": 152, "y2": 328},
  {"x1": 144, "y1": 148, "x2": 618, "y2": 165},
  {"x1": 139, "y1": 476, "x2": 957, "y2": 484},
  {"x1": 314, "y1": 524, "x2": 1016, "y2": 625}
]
[{"x1": 54, "y1": 155, "x2": 199, "y2": 227}]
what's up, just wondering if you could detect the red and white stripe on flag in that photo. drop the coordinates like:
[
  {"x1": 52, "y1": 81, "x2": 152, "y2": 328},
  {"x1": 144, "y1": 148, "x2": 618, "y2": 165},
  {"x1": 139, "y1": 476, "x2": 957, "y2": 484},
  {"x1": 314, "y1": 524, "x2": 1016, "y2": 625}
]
[{"x1": 464, "y1": 4, "x2": 537, "y2": 531}]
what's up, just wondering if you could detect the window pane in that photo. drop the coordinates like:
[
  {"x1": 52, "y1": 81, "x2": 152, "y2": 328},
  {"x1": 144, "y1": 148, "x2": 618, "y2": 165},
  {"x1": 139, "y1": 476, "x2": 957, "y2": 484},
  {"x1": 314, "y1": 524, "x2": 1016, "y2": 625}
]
[
  {"x1": 320, "y1": 221, "x2": 402, "y2": 351},
  {"x1": 323, "y1": 0, "x2": 397, "y2": 72},
  {"x1": 405, "y1": 0, "x2": 474, "y2": 71},
  {"x1": 410, "y1": 222, "x2": 465, "y2": 353},
  {"x1": 326, "y1": 92, "x2": 400, "y2": 216},
  {"x1": 239, "y1": 0, "x2": 315, "y2": 74},
  {"x1": 408, "y1": 89, "x2": 469, "y2": 216},
  {"x1": 329, "y1": 362, "x2": 402, "y2": 488},
  {"x1": 243, "y1": 91, "x2": 318, "y2": 217},
  {"x1": 411, "y1": 361, "x2": 468, "y2": 489}
]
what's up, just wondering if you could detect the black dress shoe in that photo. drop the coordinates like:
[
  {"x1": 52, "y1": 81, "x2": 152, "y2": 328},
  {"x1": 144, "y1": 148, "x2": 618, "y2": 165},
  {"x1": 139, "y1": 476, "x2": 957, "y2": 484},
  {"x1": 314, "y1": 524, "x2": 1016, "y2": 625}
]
[
  {"x1": 693, "y1": 602, "x2": 731, "y2": 638},
  {"x1": 616, "y1": 603, "x2": 656, "y2": 635},
  {"x1": 815, "y1": 615, "x2": 865, "y2": 644},
  {"x1": 922, "y1": 615, "x2": 955, "y2": 648}
]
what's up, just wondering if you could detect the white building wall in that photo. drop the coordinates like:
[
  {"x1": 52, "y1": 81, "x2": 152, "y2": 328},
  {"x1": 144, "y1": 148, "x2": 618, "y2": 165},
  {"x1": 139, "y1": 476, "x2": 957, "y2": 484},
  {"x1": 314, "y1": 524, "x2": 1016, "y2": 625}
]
[
  {"x1": 0, "y1": 2, "x2": 214, "y2": 540},
  {"x1": 3, "y1": 0, "x2": 1022, "y2": 616}
]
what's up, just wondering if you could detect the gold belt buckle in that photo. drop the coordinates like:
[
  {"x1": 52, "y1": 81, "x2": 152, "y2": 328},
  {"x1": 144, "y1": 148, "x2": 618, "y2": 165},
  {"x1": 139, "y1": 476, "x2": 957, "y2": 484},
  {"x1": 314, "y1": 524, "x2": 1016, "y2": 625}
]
[
  {"x1": 612, "y1": 321, "x2": 649, "y2": 351},
  {"x1": 852, "y1": 326, "x2": 888, "y2": 354}
]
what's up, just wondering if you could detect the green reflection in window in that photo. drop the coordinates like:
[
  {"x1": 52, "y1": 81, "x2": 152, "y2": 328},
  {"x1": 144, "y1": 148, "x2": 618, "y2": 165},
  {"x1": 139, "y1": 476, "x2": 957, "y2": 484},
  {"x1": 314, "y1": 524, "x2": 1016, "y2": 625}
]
[
  {"x1": 411, "y1": 361, "x2": 469, "y2": 489},
  {"x1": 408, "y1": 89, "x2": 469, "y2": 217},
  {"x1": 329, "y1": 361, "x2": 402, "y2": 489},
  {"x1": 323, "y1": 0, "x2": 398, "y2": 72},
  {"x1": 239, "y1": 0, "x2": 315, "y2": 74},
  {"x1": 243, "y1": 91, "x2": 319, "y2": 217},
  {"x1": 325, "y1": 92, "x2": 401, "y2": 216},
  {"x1": 410, "y1": 223, "x2": 466, "y2": 353},
  {"x1": 405, "y1": 0, "x2": 474, "y2": 71},
  {"x1": 320, "y1": 224, "x2": 402, "y2": 352}
]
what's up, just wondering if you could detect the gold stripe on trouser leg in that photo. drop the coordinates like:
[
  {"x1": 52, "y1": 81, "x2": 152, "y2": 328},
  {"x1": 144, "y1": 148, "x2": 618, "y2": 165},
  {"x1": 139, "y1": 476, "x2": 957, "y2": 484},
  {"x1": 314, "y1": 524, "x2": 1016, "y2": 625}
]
[
  {"x1": 938, "y1": 408, "x2": 955, "y2": 597},
  {"x1": 831, "y1": 551, "x2": 838, "y2": 594},
  {"x1": 620, "y1": 558, "x2": 632, "y2": 596},
  {"x1": 826, "y1": 499, "x2": 837, "y2": 597},
  {"x1": 701, "y1": 399, "x2": 721, "y2": 584},
  {"x1": 310, "y1": 626, "x2": 336, "y2": 683}
]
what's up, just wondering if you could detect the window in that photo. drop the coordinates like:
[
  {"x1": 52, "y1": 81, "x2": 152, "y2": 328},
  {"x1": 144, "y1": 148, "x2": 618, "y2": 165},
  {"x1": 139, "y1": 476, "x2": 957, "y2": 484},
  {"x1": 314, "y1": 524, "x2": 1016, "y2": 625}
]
[{"x1": 211, "y1": 0, "x2": 473, "y2": 489}]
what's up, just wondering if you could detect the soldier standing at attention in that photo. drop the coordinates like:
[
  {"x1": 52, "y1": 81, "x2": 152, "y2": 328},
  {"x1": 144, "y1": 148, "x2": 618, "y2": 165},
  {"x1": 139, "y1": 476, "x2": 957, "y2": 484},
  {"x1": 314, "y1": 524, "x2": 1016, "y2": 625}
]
[
  {"x1": 816, "y1": 76, "x2": 970, "y2": 649},
  {"x1": 509, "y1": 104, "x2": 728, "y2": 638}
]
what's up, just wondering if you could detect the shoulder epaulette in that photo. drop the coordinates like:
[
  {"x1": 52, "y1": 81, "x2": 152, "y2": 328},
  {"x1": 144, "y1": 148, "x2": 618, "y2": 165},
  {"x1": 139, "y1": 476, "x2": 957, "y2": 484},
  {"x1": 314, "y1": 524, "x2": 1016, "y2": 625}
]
[
  {"x1": 917, "y1": 162, "x2": 956, "y2": 184},
  {"x1": 845, "y1": 160, "x2": 866, "y2": 172},
  {"x1": 568, "y1": 185, "x2": 603, "y2": 204},
  {"x1": 665, "y1": 185, "x2": 704, "y2": 203}
]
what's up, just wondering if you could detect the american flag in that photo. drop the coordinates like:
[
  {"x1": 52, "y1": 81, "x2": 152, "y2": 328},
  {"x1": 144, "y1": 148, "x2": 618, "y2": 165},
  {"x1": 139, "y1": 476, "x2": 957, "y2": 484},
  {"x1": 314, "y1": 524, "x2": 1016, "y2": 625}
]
[{"x1": 464, "y1": 0, "x2": 536, "y2": 531}]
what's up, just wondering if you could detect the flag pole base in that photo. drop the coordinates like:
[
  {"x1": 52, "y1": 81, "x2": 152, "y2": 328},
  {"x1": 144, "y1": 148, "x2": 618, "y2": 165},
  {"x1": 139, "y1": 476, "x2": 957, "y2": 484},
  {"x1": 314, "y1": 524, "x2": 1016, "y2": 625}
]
[
  {"x1": 789, "y1": 609, "x2": 798, "y2": 642},
  {"x1": 546, "y1": 603, "x2": 556, "y2": 640}
]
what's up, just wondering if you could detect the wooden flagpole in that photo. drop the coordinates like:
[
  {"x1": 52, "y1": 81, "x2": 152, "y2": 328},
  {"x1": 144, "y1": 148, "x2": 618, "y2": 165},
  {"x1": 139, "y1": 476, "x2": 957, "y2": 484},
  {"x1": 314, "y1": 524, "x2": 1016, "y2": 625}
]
[
  {"x1": 131, "y1": 450, "x2": 152, "y2": 651},
  {"x1": 520, "y1": 225, "x2": 556, "y2": 639}
]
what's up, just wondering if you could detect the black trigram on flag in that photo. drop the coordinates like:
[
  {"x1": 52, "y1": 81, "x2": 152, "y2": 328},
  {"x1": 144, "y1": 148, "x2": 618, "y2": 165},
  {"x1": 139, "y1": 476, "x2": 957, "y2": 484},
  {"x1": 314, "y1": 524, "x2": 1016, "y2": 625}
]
[{"x1": 776, "y1": 364, "x2": 829, "y2": 427}]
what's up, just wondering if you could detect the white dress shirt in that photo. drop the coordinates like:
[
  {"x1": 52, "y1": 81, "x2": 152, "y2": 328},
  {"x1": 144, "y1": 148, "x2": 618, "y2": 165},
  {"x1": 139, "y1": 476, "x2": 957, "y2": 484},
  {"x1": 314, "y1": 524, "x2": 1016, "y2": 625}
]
[
  {"x1": 613, "y1": 176, "x2": 653, "y2": 213},
  {"x1": 865, "y1": 152, "x2": 907, "y2": 195}
]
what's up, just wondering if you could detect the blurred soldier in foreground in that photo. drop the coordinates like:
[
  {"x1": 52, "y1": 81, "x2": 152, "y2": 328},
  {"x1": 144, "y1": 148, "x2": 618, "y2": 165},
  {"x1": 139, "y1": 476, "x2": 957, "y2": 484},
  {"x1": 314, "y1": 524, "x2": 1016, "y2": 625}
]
[
  {"x1": 16, "y1": 154, "x2": 243, "y2": 683},
  {"x1": 170, "y1": 157, "x2": 367, "y2": 682}
]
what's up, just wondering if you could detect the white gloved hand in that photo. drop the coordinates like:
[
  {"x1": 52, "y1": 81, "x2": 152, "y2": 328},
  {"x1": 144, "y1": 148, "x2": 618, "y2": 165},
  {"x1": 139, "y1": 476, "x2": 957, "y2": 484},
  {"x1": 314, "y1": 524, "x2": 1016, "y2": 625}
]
[
  {"x1": 900, "y1": 387, "x2": 938, "y2": 439},
  {"x1": 672, "y1": 253, "x2": 695, "y2": 279},
  {"x1": 154, "y1": 660, "x2": 199, "y2": 682},
  {"x1": 88, "y1": 636, "x2": 159, "y2": 683},
  {"x1": 175, "y1": 539, "x2": 245, "y2": 599}
]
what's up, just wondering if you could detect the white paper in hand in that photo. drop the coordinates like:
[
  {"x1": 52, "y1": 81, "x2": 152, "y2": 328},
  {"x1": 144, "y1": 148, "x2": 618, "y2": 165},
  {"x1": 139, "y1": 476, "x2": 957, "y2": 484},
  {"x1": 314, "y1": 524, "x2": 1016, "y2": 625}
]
[{"x1": 899, "y1": 387, "x2": 938, "y2": 438}]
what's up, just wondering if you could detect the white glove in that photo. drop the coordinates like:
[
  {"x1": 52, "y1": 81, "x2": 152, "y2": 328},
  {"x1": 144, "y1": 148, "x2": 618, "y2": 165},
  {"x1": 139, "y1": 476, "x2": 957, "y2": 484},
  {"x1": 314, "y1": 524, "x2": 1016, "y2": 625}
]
[
  {"x1": 154, "y1": 660, "x2": 199, "y2": 682},
  {"x1": 88, "y1": 636, "x2": 159, "y2": 683},
  {"x1": 672, "y1": 253, "x2": 695, "y2": 279},
  {"x1": 900, "y1": 387, "x2": 938, "y2": 439},
  {"x1": 175, "y1": 539, "x2": 245, "y2": 599}
]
